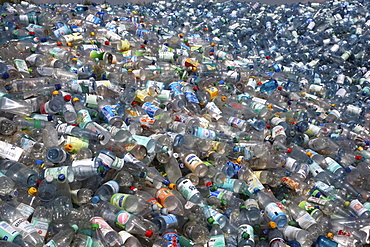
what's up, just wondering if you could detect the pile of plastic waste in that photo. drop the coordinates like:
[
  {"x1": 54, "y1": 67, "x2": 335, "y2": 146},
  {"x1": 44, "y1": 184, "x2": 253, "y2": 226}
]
[{"x1": 0, "y1": 0, "x2": 370, "y2": 246}]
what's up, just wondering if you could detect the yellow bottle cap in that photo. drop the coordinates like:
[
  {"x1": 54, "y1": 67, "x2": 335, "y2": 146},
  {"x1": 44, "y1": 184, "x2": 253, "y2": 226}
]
[
  {"x1": 64, "y1": 144, "x2": 73, "y2": 151},
  {"x1": 327, "y1": 233, "x2": 334, "y2": 239},
  {"x1": 221, "y1": 96, "x2": 227, "y2": 101},
  {"x1": 306, "y1": 152, "x2": 313, "y2": 157},
  {"x1": 344, "y1": 201, "x2": 350, "y2": 207},
  {"x1": 269, "y1": 221, "x2": 277, "y2": 228},
  {"x1": 267, "y1": 104, "x2": 273, "y2": 109},
  {"x1": 28, "y1": 187, "x2": 37, "y2": 196},
  {"x1": 90, "y1": 32, "x2": 95, "y2": 36},
  {"x1": 358, "y1": 147, "x2": 363, "y2": 151},
  {"x1": 168, "y1": 183, "x2": 176, "y2": 190},
  {"x1": 191, "y1": 66, "x2": 197, "y2": 71},
  {"x1": 331, "y1": 104, "x2": 336, "y2": 107},
  {"x1": 67, "y1": 42, "x2": 72, "y2": 47},
  {"x1": 73, "y1": 97, "x2": 80, "y2": 102},
  {"x1": 52, "y1": 90, "x2": 59, "y2": 95}
]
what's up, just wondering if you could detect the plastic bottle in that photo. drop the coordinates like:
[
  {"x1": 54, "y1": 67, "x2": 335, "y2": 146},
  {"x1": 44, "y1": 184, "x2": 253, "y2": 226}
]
[{"x1": 0, "y1": 160, "x2": 38, "y2": 188}]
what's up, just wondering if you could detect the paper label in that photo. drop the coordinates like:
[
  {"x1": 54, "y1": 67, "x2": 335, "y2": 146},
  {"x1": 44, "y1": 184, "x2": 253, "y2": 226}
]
[
  {"x1": 0, "y1": 140, "x2": 23, "y2": 161},
  {"x1": 176, "y1": 178, "x2": 198, "y2": 201},
  {"x1": 184, "y1": 154, "x2": 204, "y2": 172},
  {"x1": 110, "y1": 193, "x2": 131, "y2": 209},
  {"x1": 0, "y1": 221, "x2": 20, "y2": 242},
  {"x1": 31, "y1": 218, "x2": 50, "y2": 237}
]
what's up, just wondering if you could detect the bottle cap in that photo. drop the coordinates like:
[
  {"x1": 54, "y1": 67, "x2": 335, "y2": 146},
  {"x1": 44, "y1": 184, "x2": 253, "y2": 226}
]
[
  {"x1": 306, "y1": 152, "x2": 312, "y2": 157},
  {"x1": 240, "y1": 205, "x2": 246, "y2": 209},
  {"x1": 242, "y1": 232, "x2": 250, "y2": 239},
  {"x1": 269, "y1": 221, "x2": 277, "y2": 228},
  {"x1": 52, "y1": 90, "x2": 59, "y2": 96},
  {"x1": 327, "y1": 233, "x2": 334, "y2": 239},
  {"x1": 35, "y1": 159, "x2": 45, "y2": 168},
  {"x1": 91, "y1": 223, "x2": 99, "y2": 230},
  {"x1": 57, "y1": 42, "x2": 62, "y2": 46},
  {"x1": 288, "y1": 221, "x2": 296, "y2": 226},
  {"x1": 286, "y1": 148, "x2": 292, "y2": 153},
  {"x1": 45, "y1": 175, "x2": 54, "y2": 183},
  {"x1": 344, "y1": 201, "x2": 350, "y2": 207},
  {"x1": 355, "y1": 155, "x2": 362, "y2": 160},
  {"x1": 41, "y1": 37, "x2": 47, "y2": 42},
  {"x1": 145, "y1": 230, "x2": 153, "y2": 238},
  {"x1": 168, "y1": 183, "x2": 176, "y2": 190},
  {"x1": 30, "y1": 47, "x2": 36, "y2": 53},
  {"x1": 2, "y1": 72, "x2": 9, "y2": 79},
  {"x1": 64, "y1": 144, "x2": 73, "y2": 151},
  {"x1": 345, "y1": 167, "x2": 351, "y2": 173},
  {"x1": 71, "y1": 225, "x2": 79, "y2": 232},
  {"x1": 221, "y1": 199, "x2": 227, "y2": 206},
  {"x1": 221, "y1": 96, "x2": 227, "y2": 101},
  {"x1": 58, "y1": 174, "x2": 66, "y2": 182},
  {"x1": 28, "y1": 187, "x2": 37, "y2": 196},
  {"x1": 207, "y1": 217, "x2": 215, "y2": 224},
  {"x1": 91, "y1": 196, "x2": 100, "y2": 204},
  {"x1": 73, "y1": 97, "x2": 80, "y2": 102},
  {"x1": 97, "y1": 165, "x2": 106, "y2": 174}
]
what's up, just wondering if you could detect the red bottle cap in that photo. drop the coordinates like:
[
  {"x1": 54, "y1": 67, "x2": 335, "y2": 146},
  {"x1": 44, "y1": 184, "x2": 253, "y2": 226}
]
[{"x1": 145, "y1": 230, "x2": 153, "y2": 238}]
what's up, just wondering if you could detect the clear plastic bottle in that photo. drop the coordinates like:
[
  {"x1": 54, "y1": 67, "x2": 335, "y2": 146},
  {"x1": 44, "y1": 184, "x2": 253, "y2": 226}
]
[
  {"x1": 0, "y1": 160, "x2": 38, "y2": 188},
  {"x1": 0, "y1": 201, "x2": 43, "y2": 246}
]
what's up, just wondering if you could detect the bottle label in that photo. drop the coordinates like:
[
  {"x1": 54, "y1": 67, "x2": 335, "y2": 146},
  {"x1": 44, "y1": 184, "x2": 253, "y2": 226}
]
[
  {"x1": 324, "y1": 157, "x2": 342, "y2": 174},
  {"x1": 265, "y1": 203, "x2": 286, "y2": 223},
  {"x1": 142, "y1": 102, "x2": 160, "y2": 118},
  {"x1": 205, "y1": 102, "x2": 222, "y2": 115},
  {"x1": 238, "y1": 224, "x2": 254, "y2": 243},
  {"x1": 183, "y1": 91, "x2": 198, "y2": 104},
  {"x1": 118, "y1": 230, "x2": 134, "y2": 242},
  {"x1": 225, "y1": 161, "x2": 242, "y2": 176},
  {"x1": 203, "y1": 206, "x2": 225, "y2": 226},
  {"x1": 227, "y1": 117, "x2": 246, "y2": 130},
  {"x1": 295, "y1": 212, "x2": 316, "y2": 229},
  {"x1": 56, "y1": 123, "x2": 75, "y2": 135},
  {"x1": 308, "y1": 161, "x2": 325, "y2": 177},
  {"x1": 12, "y1": 217, "x2": 37, "y2": 234},
  {"x1": 64, "y1": 136, "x2": 89, "y2": 153},
  {"x1": 77, "y1": 109, "x2": 92, "y2": 129},
  {"x1": 14, "y1": 59, "x2": 29, "y2": 74},
  {"x1": 281, "y1": 177, "x2": 299, "y2": 190},
  {"x1": 96, "y1": 150, "x2": 115, "y2": 168},
  {"x1": 315, "y1": 181, "x2": 333, "y2": 194},
  {"x1": 194, "y1": 127, "x2": 217, "y2": 140},
  {"x1": 16, "y1": 203, "x2": 35, "y2": 219},
  {"x1": 110, "y1": 193, "x2": 131, "y2": 209},
  {"x1": 161, "y1": 214, "x2": 179, "y2": 229},
  {"x1": 176, "y1": 178, "x2": 198, "y2": 201},
  {"x1": 115, "y1": 210, "x2": 133, "y2": 229},
  {"x1": 282, "y1": 226, "x2": 300, "y2": 241},
  {"x1": 155, "y1": 188, "x2": 174, "y2": 205},
  {"x1": 31, "y1": 218, "x2": 50, "y2": 237},
  {"x1": 209, "y1": 190, "x2": 225, "y2": 200},
  {"x1": 284, "y1": 157, "x2": 298, "y2": 172},
  {"x1": 44, "y1": 240, "x2": 57, "y2": 247},
  {"x1": 162, "y1": 231, "x2": 180, "y2": 247},
  {"x1": 245, "y1": 176, "x2": 264, "y2": 196},
  {"x1": 101, "y1": 105, "x2": 118, "y2": 123},
  {"x1": 216, "y1": 178, "x2": 235, "y2": 191},
  {"x1": 271, "y1": 126, "x2": 286, "y2": 138},
  {"x1": 209, "y1": 234, "x2": 226, "y2": 247},
  {"x1": 44, "y1": 166, "x2": 72, "y2": 182},
  {"x1": 70, "y1": 80, "x2": 96, "y2": 93},
  {"x1": 0, "y1": 221, "x2": 20, "y2": 242},
  {"x1": 0, "y1": 140, "x2": 23, "y2": 161},
  {"x1": 350, "y1": 199, "x2": 368, "y2": 216},
  {"x1": 103, "y1": 181, "x2": 120, "y2": 194},
  {"x1": 184, "y1": 154, "x2": 204, "y2": 172}
]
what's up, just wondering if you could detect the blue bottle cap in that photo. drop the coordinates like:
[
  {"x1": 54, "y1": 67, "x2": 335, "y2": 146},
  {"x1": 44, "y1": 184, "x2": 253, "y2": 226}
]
[
  {"x1": 91, "y1": 196, "x2": 100, "y2": 204},
  {"x1": 2, "y1": 72, "x2": 9, "y2": 79},
  {"x1": 58, "y1": 174, "x2": 66, "y2": 181},
  {"x1": 366, "y1": 141, "x2": 370, "y2": 145},
  {"x1": 345, "y1": 167, "x2": 351, "y2": 173},
  {"x1": 35, "y1": 159, "x2": 44, "y2": 166},
  {"x1": 41, "y1": 37, "x2": 47, "y2": 42},
  {"x1": 47, "y1": 115, "x2": 53, "y2": 121},
  {"x1": 163, "y1": 179, "x2": 171, "y2": 186},
  {"x1": 54, "y1": 84, "x2": 61, "y2": 90}
]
